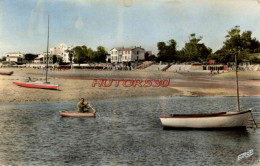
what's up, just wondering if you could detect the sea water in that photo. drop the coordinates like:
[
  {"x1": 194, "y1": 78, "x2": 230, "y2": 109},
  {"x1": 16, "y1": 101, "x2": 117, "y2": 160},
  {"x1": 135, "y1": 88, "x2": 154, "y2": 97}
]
[{"x1": 0, "y1": 96, "x2": 259, "y2": 166}]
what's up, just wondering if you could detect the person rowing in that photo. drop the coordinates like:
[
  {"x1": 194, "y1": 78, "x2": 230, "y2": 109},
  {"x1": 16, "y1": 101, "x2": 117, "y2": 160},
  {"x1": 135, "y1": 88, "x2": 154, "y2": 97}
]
[{"x1": 77, "y1": 98, "x2": 90, "y2": 113}]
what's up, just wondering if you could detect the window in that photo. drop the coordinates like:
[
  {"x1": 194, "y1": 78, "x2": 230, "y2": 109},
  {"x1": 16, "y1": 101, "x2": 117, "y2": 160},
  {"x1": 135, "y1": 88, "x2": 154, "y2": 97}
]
[{"x1": 137, "y1": 51, "x2": 139, "y2": 55}]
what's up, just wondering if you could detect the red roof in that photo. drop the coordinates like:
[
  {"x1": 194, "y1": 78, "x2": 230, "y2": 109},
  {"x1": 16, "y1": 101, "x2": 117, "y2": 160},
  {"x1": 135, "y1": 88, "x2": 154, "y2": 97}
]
[{"x1": 122, "y1": 48, "x2": 133, "y2": 51}]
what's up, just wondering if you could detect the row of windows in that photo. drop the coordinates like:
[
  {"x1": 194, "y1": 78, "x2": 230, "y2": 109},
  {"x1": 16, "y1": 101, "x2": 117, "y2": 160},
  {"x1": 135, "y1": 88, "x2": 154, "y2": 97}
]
[
  {"x1": 122, "y1": 56, "x2": 131, "y2": 60},
  {"x1": 112, "y1": 50, "x2": 133, "y2": 54},
  {"x1": 112, "y1": 51, "x2": 118, "y2": 54},
  {"x1": 111, "y1": 56, "x2": 118, "y2": 60},
  {"x1": 123, "y1": 51, "x2": 131, "y2": 54},
  {"x1": 111, "y1": 56, "x2": 133, "y2": 61}
]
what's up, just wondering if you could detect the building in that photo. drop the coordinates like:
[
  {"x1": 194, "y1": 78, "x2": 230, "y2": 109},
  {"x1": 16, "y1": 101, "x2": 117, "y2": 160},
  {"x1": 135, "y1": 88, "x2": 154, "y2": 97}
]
[
  {"x1": 109, "y1": 46, "x2": 145, "y2": 63},
  {"x1": 49, "y1": 43, "x2": 74, "y2": 63},
  {"x1": 33, "y1": 52, "x2": 59, "y2": 64},
  {"x1": 33, "y1": 55, "x2": 43, "y2": 64},
  {"x1": 6, "y1": 52, "x2": 24, "y2": 62}
]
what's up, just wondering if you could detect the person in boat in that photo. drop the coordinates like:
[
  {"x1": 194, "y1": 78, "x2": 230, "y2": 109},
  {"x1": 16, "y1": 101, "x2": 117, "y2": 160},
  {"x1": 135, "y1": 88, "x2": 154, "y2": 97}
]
[{"x1": 78, "y1": 98, "x2": 90, "y2": 113}]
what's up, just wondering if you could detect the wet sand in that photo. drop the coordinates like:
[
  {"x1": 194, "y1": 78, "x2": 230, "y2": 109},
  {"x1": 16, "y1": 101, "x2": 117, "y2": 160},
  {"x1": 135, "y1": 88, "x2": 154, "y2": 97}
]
[{"x1": 0, "y1": 68, "x2": 259, "y2": 103}]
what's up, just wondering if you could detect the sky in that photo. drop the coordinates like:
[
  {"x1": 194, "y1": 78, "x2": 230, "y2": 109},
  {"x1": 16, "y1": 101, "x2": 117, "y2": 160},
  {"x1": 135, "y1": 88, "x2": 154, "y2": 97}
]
[{"x1": 0, "y1": 0, "x2": 260, "y2": 57}]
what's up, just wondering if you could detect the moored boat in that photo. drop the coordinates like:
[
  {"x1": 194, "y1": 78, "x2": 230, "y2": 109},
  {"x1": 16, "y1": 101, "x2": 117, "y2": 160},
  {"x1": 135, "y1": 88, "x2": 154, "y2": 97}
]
[
  {"x1": 160, "y1": 33, "x2": 257, "y2": 129},
  {"x1": 160, "y1": 110, "x2": 251, "y2": 128},
  {"x1": 60, "y1": 110, "x2": 96, "y2": 117},
  {"x1": 13, "y1": 81, "x2": 58, "y2": 90},
  {"x1": 0, "y1": 71, "x2": 14, "y2": 75}
]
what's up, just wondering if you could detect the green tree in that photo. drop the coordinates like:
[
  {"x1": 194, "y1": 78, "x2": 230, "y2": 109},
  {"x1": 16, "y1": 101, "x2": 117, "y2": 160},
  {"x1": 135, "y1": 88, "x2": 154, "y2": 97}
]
[
  {"x1": 213, "y1": 26, "x2": 260, "y2": 64},
  {"x1": 181, "y1": 34, "x2": 212, "y2": 62},
  {"x1": 147, "y1": 54, "x2": 157, "y2": 61},
  {"x1": 95, "y1": 46, "x2": 107, "y2": 62},
  {"x1": 73, "y1": 46, "x2": 89, "y2": 63},
  {"x1": 157, "y1": 40, "x2": 177, "y2": 62},
  {"x1": 24, "y1": 53, "x2": 38, "y2": 62},
  {"x1": 73, "y1": 45, "x2": 107, "y2": 63}
]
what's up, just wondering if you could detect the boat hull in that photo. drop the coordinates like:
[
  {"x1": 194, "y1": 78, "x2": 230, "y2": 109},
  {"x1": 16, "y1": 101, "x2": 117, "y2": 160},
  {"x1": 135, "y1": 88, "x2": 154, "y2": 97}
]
[
  {"x1": 160, "y1": 110, "x2": 251, "y2": 128},
  {"x1": 0, "y1": 71, "x2": 14, "y2": 75},
  {"x1": 60, "y1": 110, "x2": 96, "y2": 117},
  {"x1": 13, "y1": 81, "x2": 58, "y2": 90}
]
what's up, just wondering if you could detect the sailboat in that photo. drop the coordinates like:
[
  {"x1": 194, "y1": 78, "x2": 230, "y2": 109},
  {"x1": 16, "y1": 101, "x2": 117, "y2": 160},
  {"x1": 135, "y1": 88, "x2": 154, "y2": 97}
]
[
  {"x1": 160, "y1": 49, "x2": 252, "y2": 129},
  {"x1": 13, "y1": 16, "x2": 59, "y2": 90}
]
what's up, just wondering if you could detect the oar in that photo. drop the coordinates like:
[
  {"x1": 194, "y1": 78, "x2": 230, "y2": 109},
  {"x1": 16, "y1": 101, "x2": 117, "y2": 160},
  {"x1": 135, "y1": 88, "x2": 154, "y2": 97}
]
[
  {"x1": 88, "y1": 103, "x2": 96, "y2": 113},
  {"x1": 249, "y1": 108, "x2": 257, "y2": 128},
  {"x1": 88, "y1": 103, "x2": 101, "y2": 117}
]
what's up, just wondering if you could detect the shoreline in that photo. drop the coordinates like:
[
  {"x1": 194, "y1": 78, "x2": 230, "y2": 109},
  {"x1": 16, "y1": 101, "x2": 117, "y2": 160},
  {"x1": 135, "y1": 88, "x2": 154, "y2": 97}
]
[{"x1": 0, "y1": 68, "x2": 259, "y2": 103}]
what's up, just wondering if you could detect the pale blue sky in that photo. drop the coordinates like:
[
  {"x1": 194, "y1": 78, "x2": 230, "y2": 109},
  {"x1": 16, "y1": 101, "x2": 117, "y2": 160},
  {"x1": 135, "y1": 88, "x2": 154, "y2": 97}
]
[{"x1": 0, "y1": 0, "x2": 260, "y2": 57}]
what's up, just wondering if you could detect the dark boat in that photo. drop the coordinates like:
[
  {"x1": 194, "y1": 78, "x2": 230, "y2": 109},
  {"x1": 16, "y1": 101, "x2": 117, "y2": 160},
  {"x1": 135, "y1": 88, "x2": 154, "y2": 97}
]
[{"x1": 0, "y1": 71, "x2": 14, "y2": 75}]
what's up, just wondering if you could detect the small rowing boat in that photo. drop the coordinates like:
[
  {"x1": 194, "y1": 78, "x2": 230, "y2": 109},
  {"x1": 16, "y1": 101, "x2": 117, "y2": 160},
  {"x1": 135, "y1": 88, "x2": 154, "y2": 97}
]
[
  {"x1": 160, "y1": 110, "x2": 251, "y2": 129},
  {"x1": 13, "y1": 81, "x2": 58, "y2": 90},
  {"x1": 0, "y1": 71, "x2": 14, "y2": 75},
  {"x1": 60, "y1": 110, "x2": 96, "y2": 117}
]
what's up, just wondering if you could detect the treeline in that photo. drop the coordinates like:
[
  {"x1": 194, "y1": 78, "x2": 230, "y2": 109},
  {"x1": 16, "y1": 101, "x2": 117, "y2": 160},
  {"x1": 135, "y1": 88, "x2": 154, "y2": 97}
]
[
  {"x1": 73, "y1": 46, "x2": 107, "y2": 63},
  {"x1": 156, "y1": 26, "x2": 260, "y2": 64}
]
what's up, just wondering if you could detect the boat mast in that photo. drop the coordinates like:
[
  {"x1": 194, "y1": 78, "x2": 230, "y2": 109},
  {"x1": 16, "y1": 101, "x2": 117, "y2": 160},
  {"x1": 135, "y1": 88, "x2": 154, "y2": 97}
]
[
  {"x1": 45, "y1": 15, "x2": 49, "y2": 83},
  {"x1": 235, "y1": 47, "x2": 240, "y2": 112}
]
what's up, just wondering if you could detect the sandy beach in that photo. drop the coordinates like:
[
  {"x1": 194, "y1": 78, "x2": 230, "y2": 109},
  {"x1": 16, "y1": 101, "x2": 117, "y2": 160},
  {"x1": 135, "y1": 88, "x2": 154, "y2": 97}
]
[{"x1": 0, "y1": 68, "x2": 259, "y2": 103}]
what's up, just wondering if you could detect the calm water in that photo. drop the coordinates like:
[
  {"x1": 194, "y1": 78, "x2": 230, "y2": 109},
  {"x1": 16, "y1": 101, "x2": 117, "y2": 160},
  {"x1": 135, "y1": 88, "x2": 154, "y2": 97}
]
[{"x1": 0, "y1": 96, "x2": 259, "y2": 166}]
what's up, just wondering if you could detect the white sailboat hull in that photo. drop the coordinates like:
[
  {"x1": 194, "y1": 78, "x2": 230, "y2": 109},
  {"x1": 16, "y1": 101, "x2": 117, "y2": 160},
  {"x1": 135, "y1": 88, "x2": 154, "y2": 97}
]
[{"x1": 160, "y1": 110, "x2": 251, "y2": 128}]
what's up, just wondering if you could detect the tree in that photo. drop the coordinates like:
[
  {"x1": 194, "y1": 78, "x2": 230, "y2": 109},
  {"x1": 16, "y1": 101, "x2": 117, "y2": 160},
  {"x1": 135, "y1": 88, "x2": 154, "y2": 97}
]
[
  {"x1": 53, "y1": 55, "x2": 58, "y2": 64},
  {"x1": 147, "y1": 54, "x2": 157, "y2": 61},
  {"x1": 157, "y1": 40, "x2": 177, "y2": 62},
  {"x1": 180, "y1": 34, "x2": 212, "y2": 62},
  {"x1": 0, "y1": 56, "x2": 6, "y2": 62},
  {"x1": 95, "y1": 46, "x2": 107, "y2": 62},
  {"x1": 24, "y1": 53, "x2": 38, "y2": 62},
  {"x1": 73, "y1": 46, "x2": 89, "y2": 64},
  {"x1": 213, "y1": 26, "x2": 260, "y2": 64},
  {"x1": 73, "y1": 45, "x2": 108, "y2": 63}
]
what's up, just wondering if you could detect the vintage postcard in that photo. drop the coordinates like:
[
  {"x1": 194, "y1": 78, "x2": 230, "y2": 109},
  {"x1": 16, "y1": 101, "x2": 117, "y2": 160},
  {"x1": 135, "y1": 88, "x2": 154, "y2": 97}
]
[{"x1": 0, "y1": 0, "x2": 259, "y2": 165}]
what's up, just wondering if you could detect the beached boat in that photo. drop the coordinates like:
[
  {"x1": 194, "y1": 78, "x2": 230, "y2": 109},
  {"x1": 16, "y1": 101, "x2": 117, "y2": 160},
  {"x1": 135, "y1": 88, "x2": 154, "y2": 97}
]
[
  {"x1": 13, "y1": 16, "x2": 59, "y2": 90},
  {"x1": 13, "y1": 81, "x2": 58, "y2": 90},
  {"x1": 160, "y1": 110, "x2": 251, "y2": 128},
  {"x1": 0, "y1": 71, "x2": 14, "y2": 75},
  {"x1": 60, "y1": 110, "x2": 96, "y2": 117}
]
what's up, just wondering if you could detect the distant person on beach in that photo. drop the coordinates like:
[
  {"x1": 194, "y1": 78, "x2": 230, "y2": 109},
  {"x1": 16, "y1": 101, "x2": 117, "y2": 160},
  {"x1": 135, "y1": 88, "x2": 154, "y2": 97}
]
[{"x1": 78, "y1": 98, "x2": 89, "y2": 113}]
